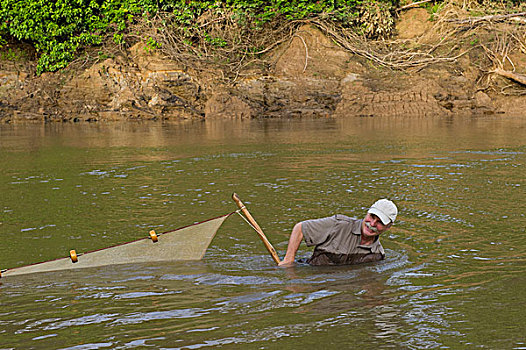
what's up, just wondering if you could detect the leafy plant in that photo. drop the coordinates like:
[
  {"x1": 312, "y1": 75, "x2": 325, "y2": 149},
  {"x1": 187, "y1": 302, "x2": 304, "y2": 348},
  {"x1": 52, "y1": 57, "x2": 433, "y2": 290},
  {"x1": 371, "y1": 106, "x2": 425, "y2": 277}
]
[
  {"x1": 427, "y1": 1, "x2": 444, "y2": 21},
  {"x1": 145, "y1": 37, "x2": 161, "y2": 52},
  {"x1": 0, "y1": 0, "x2": 412, "y2": 74},
  {"x1": 0, "y1": 0, "x2": 158, "y2": 74}
]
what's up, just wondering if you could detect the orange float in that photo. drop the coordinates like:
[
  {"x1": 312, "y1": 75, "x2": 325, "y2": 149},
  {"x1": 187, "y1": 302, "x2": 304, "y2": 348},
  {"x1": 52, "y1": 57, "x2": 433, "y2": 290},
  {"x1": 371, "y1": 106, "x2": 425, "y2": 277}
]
[
  {"x1": 149, "y1": 230, "x2": 158, "y2": 243},
  {"x1": 70, "y1": 250, "x2": 78, "y2": 263}
]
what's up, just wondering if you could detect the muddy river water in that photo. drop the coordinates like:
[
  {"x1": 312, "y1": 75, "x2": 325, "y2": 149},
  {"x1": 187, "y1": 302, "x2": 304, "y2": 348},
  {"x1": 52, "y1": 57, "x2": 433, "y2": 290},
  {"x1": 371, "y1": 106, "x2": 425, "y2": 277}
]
[{"x1": 0, "y1": 116, "x2": 525, "y2": 349}]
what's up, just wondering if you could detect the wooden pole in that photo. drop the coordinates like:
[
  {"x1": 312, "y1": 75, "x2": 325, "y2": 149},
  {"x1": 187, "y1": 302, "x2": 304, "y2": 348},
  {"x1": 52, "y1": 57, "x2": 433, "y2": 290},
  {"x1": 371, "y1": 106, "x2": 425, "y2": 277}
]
[{"x1": 232, "y1": 193, "x2": 281, "y2": 265}]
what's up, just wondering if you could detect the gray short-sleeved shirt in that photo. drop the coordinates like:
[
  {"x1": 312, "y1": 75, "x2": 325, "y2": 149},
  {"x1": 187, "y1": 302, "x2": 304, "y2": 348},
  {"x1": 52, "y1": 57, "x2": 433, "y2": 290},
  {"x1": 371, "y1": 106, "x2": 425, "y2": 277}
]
[{"x1": 301, "y1": 214, "x2": 385, "y2": 266}]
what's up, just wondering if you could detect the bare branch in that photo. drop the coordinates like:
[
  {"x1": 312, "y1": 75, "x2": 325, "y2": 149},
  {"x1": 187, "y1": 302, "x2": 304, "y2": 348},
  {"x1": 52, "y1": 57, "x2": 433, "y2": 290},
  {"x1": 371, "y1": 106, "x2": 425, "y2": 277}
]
[
  {"x1": 398, "y1": 0, "x2": 434, "y2": 12},
  {"x1": 493, "y1": 68, "x2": 526, "y2": 86},
  {"x1": 447, "y1": 12, "x2": 526, "y2": 25}
]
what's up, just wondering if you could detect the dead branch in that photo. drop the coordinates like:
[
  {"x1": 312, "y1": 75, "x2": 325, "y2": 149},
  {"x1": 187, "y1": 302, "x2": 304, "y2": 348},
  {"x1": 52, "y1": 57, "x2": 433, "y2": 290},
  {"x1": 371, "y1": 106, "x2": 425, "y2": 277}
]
[
  {"x1": 397, "y1": 0, "x2": 434, "y2": 12},
  {"x1": 493, "y1": 68, "x2": 526, "y2": 86},
  {"x1": 198, "y1": 16, "x2": 227, "y2": 28},
  {"x1": 253, "y1": 38, "x2": 289, "y2": 55},
  {"x1": 447, "y1": 12, "x2": 526, "y2": 25}
]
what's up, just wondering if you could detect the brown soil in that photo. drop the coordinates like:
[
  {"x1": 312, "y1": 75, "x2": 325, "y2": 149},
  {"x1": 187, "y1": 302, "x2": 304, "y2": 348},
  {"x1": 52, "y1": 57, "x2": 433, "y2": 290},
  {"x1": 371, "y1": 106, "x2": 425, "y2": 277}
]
[{"x1": 1, "y1": 5, "x2": 525, "y2": 123}]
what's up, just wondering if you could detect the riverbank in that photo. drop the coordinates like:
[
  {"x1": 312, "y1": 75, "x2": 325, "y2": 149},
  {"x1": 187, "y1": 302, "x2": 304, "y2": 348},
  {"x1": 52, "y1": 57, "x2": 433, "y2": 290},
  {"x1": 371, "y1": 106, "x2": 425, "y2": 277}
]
[{"x1": 1, "y1": 1, "x2": 525, "y2": 123}]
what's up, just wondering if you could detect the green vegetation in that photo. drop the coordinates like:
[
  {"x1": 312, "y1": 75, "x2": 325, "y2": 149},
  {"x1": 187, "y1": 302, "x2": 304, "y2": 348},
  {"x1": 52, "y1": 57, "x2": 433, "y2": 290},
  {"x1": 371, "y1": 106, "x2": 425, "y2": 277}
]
[
  {"x1": 0, "y1": 0, "x2": 158, "y2": 73},
  {"x1": 0, "y1": 0, "x2": 400, "y2": 74},
  {"x1": 0, "y1": 0, "x2": 523, "y2": 74}
]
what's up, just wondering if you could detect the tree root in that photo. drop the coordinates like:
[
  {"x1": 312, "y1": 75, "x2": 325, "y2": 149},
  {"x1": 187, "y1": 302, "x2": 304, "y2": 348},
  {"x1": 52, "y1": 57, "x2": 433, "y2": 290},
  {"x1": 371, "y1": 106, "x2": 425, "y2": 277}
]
[
  {"x1": 128, "y1": 0, "x2": 525, "y2": 95},
  {"x1": 310, "y1": 19, "x2": 468, "y2": 71}
]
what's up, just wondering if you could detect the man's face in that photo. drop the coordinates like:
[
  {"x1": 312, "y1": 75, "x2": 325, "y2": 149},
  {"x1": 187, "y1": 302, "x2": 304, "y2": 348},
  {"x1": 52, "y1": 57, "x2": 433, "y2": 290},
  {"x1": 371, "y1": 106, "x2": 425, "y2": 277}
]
[{"x1": 361, "y1": 213, "x2": 391, "y2": 238}]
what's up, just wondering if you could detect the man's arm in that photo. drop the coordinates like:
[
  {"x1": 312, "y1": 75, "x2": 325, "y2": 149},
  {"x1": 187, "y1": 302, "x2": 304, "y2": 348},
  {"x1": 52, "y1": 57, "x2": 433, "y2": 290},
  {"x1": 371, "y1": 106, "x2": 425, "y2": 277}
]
[{"x1": 278, "y1": 222, "x2": 304, "y2": 266}]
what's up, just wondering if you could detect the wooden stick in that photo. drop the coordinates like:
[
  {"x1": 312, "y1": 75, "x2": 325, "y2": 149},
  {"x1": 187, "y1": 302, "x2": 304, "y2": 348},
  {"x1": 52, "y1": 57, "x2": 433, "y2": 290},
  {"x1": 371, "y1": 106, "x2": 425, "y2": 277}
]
[
  {"x1": 232, "y1": 193, "x2": 281, "y2": 265},
  {"x1": 494, "y1": 68, "x2": 526, "y2": 86},
  {"x1": 397, "y1": 0, "x2": 433, "y2": 12}
]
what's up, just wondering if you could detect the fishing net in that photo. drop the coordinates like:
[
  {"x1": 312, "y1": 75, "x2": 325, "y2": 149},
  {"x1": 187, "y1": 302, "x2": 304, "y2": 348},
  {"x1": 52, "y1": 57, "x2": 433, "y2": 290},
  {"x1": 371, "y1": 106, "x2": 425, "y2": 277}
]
[{"x1": 2, "y1": 213, "x2": 232, "y2": 278}]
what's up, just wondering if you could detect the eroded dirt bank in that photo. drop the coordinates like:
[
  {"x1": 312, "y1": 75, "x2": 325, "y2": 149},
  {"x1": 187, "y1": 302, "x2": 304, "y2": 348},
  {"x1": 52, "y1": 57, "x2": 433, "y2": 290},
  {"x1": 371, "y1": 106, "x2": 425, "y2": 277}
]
[{"x1": 1, "y1": 7, "x2": 525, "y2": 123}]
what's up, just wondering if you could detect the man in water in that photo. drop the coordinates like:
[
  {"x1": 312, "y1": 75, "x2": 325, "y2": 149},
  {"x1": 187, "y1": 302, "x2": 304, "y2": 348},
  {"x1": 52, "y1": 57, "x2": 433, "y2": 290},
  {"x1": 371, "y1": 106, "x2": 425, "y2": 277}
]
[{"x1": 278, "y1": 199, "x2": 397, "y2": 266}]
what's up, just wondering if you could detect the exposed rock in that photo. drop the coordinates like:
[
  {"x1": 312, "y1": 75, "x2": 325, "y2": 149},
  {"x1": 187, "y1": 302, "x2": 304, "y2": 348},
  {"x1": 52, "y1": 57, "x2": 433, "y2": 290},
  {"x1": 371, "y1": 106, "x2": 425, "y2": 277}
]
[
  {"x1": 474, "y1": 91, "x2": 493, "y2": 109},
  {"x1": 205, "y1": 92, "x2": 253, "y2": 119},
  {"x1": 57, "y1": 46, "x2": 204, "y2": 121}
]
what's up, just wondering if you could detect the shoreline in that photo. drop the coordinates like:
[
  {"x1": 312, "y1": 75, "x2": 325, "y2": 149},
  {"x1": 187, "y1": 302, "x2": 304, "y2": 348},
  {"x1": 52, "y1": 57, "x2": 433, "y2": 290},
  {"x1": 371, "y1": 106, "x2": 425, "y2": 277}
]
[{"x1": 1, "y1": 5, "x2": 525, "y2": 123}]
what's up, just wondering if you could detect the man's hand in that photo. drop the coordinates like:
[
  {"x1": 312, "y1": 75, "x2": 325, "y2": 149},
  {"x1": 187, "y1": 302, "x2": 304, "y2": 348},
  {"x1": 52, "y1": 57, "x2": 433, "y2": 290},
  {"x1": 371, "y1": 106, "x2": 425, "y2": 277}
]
[
  {"x1": 278, "y1": 258, "x2": 295, "y2": 267},
  {"x1": 278, "y1": 222, "x2": 304, "y2": 267}
]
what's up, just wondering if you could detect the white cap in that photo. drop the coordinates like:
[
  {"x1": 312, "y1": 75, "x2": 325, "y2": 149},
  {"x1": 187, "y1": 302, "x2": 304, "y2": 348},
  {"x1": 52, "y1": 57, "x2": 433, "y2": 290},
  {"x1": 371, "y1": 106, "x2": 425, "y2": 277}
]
[{"x1": 368, "y1": 199, "x2": 398, "y2": 225}]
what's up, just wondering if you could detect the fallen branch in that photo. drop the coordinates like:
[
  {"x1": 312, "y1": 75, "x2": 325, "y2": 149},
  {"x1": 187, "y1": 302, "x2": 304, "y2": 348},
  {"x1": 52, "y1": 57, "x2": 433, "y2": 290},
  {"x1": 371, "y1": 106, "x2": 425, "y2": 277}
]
[
  {"x1": 447, "y1": 12, "x2": 526, "y2": 25},
  {"x1": 397, "y1": 0, "x2": 433, "y2": 12},
  {"x1": 493, "y1": 68, "x2": 526, "y2": 86}
]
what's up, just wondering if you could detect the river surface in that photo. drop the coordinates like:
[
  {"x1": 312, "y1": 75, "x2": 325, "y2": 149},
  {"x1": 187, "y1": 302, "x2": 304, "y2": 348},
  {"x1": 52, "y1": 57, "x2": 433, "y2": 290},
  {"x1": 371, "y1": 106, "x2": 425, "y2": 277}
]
[{"x1": 0, "y1": 116, "x2": 525, "y2": 349}]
